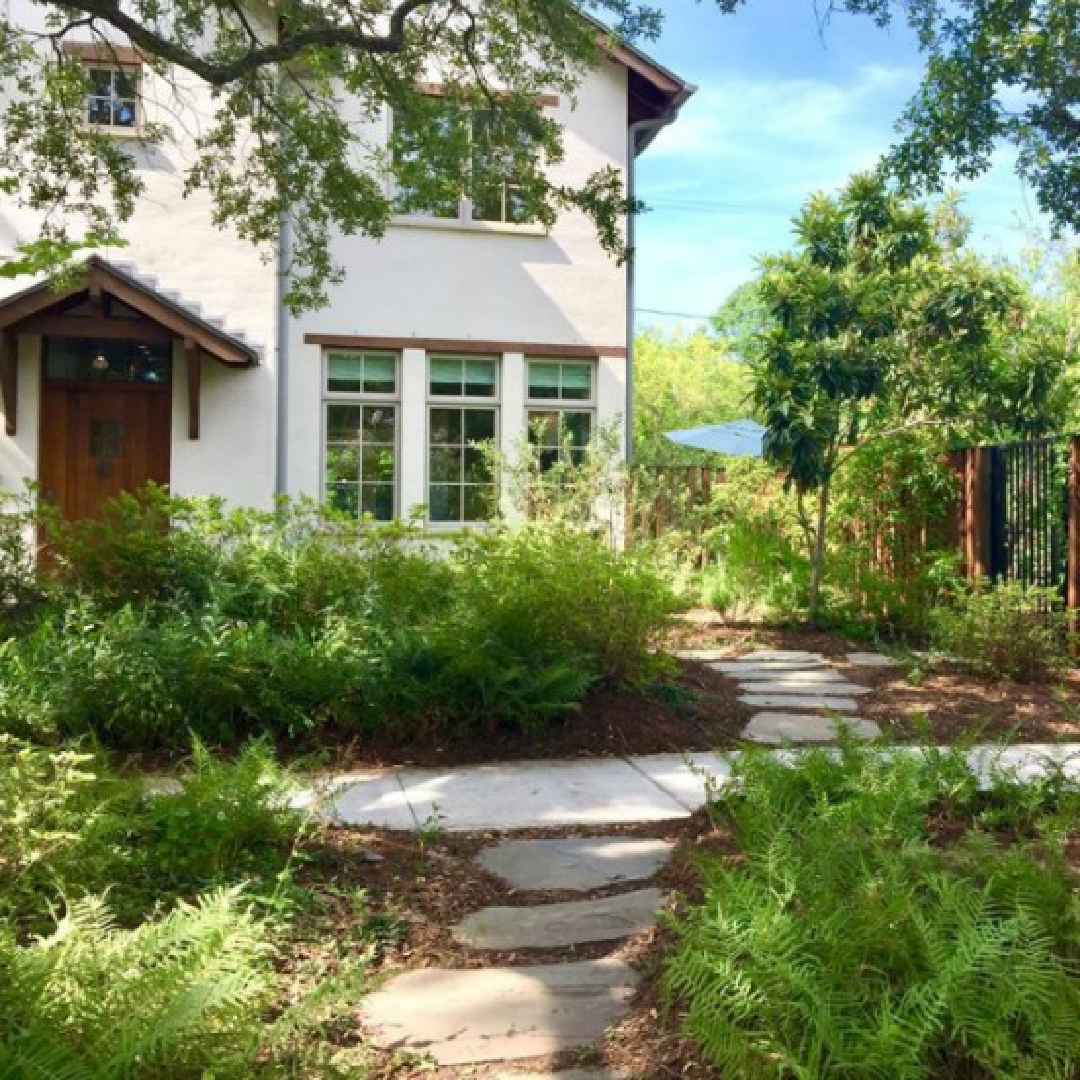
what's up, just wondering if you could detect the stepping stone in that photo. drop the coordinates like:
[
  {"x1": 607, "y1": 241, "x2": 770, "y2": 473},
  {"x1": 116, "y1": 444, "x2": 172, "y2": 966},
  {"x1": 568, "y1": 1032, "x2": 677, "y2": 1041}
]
[
  {"x1": 742, "y1": 650, "x2": 824, "y2": 661},
  {"x1": 744, "y1": 712, "x2": 883, "y2": 744},
  {"x1": 361, "y1": 959, "x2": 639, "y2": 1065},
  {"x1": 739, "y1": 680, "x2": 870, "y2": 696},
  {"x1": 498, "y1": 1072, "x2": 619, "y2": 1080},
  {"x1": 727, "y1": 667, "x2": 848, "y2": 684},
  {"x1": 454, "y1": 889, "x2": 664, "y2": 950},
  {"x1": 739, "y1": 693, "x2": 860, "y2": 712},
  {"x1": 672, "y1": 648, "x2": 733, "y2": 661},
  {"x1": 478, "y1": 837, "x2": 674, "y2": 892},
  {"x1": 846, "y1": 651, "x2": 902, "y2": 668},
  {"x1": 710, "y1": 659, "x2": 828, "y2": 675}
]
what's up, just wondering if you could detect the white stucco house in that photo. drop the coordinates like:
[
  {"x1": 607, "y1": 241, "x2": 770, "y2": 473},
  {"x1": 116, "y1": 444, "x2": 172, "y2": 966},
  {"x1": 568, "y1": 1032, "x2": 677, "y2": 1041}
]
[{"x1": 0, "y1": 8, "x2": 691, "y2": 527}]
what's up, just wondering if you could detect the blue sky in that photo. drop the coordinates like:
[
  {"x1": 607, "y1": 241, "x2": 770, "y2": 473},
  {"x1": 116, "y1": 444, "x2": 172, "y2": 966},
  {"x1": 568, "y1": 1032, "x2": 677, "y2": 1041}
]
[{"x1": 632, "y1": 0, "x2": 1051, "y2": 331}]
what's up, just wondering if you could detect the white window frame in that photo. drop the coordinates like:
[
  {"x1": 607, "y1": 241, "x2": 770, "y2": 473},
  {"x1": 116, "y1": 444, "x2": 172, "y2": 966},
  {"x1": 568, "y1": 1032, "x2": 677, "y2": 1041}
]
[
  {"x1": 84, "y1": 64, "x2": 142, "y2": 134},
  {"x1": 322, "y1": 350, "x2": 401, "y2": 522},
  {"x1": 525, "y1": 359, "x2": 597, "y2": 468},
  {"x1": 426, "y1": 354, "x2": 501, "y2": 526}
]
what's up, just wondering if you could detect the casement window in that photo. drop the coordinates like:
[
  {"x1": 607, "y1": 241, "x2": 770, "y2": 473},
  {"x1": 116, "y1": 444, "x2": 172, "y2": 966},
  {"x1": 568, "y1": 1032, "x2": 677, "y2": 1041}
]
[
  {"x1": 391, "y1": 99, "x2": 541, "y2": 225},
  {"x1": 526, "y1": 360, "x2": 595, "y2": 469},
  {"x1": 85, "y1": 66, "x2": 140, "y2": 130},
  {"x1": 323, "y1": 351, "x2": 398, "y2": 521},
  {"x1": 428, "y1": 355, "x2": 499, "y2": 523}
]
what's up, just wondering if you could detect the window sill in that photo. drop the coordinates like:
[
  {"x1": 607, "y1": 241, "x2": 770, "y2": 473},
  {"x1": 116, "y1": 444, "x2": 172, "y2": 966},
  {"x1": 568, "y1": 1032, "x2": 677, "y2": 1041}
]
[
  {"x1": 85, "y1": 125, "x2": 148, "y2": 141},
  {"x1": 390, "y1": 215, "x2": 548, "y2": 239}
]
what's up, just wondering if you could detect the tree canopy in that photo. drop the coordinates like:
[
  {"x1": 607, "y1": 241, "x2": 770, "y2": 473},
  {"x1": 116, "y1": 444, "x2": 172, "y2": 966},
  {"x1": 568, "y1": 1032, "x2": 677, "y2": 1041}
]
[{"x1": 0, "y1": 0, "x2": 1075, "y2": 311}]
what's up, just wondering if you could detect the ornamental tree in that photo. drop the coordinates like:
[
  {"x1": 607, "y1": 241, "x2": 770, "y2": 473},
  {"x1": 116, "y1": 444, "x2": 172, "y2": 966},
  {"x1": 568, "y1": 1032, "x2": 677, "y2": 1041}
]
[{"x1": 750, "y1": 172, "x2": 1069, "y2": 615}]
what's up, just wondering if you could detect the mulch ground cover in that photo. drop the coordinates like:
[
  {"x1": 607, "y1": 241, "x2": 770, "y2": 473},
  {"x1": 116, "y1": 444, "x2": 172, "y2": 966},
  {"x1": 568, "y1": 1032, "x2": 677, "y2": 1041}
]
[
  {"x1": 307, "y1": 612, "x2": 1080, "y2": 773},
  {"x1": 284, "y1": 813, "x2": 734, "y2": 1079}
]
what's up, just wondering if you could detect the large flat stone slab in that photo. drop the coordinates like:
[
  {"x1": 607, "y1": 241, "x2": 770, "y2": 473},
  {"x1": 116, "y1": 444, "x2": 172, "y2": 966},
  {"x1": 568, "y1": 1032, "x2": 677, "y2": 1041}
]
[
  {"x1": 710, "y1": 659, "x2": 828, "y2": 675},
  {"x1": 361, "y1": 959, "x2": 639, "y2": 1065},
  {"x1": 846, "y1": 651, "x2": 902, "y2": 668},
  {"x1": 478, "y1": 837, "x2": 674, "y2": 892},
  {"x1": 744, "y1": 712, "x2": 882, "y2": 744},
  {"x1": 739, "y1": 680, "x2": 870, "y2": 696},
  {"x1": 454, "y1": 889, "x2": 664, "y2": 949},
  {"x1": 318, "y1": 773, "x2": 417, "y2": 829},
  {"x1": 739, "y1": 693, "x2": 860, "y2": 712},
  {"x1": 742, "y1": 649, "x2": 825, "y2": 661},
  {"x1": 725, "y1": 666, "x2": 849, "y2": 683},
  {"x1": 393, "y1": 759, "x2": 689, "y2": 832},
  {"x1": 672, "y1": 648, "x2": 734, "y2": 662},
  {"x1": 629, "y1": 752, "x2": 732, "y2": 810}
]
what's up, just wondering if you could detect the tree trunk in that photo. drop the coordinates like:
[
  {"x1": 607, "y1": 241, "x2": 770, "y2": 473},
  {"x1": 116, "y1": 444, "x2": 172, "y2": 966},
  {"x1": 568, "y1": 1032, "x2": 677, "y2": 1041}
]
[{"x1": 808, "y1": 471, "x2": 833, "y2": 619}]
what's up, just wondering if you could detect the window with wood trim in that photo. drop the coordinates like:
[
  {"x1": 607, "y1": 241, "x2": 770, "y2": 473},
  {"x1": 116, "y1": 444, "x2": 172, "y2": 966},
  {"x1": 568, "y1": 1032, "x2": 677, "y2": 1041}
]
[
  {"x1": 428, "y1": 355, "x2": 499, "y2": 523},
  {"x1": 323, "y1": 351, "x2": 398, "y2": 522},
  {"x1": 85, "y1": 66, "x2": 140, "y2": 130},
  {"x1": 391, "y1": 99, "x2": 544, "y2": 225},
  {"x1": 526, "y1": 360, "x2": 595, "y2": 469}
]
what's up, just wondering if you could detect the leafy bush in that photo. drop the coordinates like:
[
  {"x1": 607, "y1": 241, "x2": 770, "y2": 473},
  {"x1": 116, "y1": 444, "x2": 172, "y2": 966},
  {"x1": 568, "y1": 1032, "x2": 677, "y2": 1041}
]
[
  {"x1": 664, "y1": 742, "x2": 1080, "y2": 1080},
  {"x1": 2, "y1": 491, "x2": 672, "y2": 750},
  {"x1": 931, "y1": 580, "x2": 1072, "y2": 681},
  {"x1": 0, "y1": 889, "x2": 275, "y2": 1079},
  {"x1": 0, "y1": 736, "x2": 302, "y2": 931}
]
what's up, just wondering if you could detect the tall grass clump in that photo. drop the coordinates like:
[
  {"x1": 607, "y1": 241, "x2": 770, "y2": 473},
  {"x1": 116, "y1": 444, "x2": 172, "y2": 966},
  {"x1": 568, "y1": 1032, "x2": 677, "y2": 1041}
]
[{"x1": 664, "y1": 741, "x2": 1080, "y2": 1080}]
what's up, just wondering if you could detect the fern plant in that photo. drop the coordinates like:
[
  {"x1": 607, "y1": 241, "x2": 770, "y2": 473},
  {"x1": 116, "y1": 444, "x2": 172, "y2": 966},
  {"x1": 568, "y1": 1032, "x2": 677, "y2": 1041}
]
[{"x1": 664, "y1": 741, "x2": 1080, "y2": 1080}]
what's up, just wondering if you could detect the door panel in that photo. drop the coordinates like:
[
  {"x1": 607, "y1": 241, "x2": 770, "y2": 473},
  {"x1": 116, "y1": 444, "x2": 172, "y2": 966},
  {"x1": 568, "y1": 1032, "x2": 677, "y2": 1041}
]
[{"x1": 40, "y1": 386, "x2": 171, "y2": 520}]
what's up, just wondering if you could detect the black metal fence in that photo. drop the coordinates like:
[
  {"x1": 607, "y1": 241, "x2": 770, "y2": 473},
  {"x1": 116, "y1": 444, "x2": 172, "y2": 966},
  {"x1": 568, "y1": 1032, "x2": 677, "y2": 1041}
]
[{"x1": 984, "y1": 438, "x2": 1071, "y2": 595}]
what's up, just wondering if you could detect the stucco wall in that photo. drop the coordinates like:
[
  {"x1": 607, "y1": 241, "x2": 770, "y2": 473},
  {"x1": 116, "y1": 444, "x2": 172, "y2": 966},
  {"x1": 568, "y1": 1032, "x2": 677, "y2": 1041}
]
[
  {"x1": 0, "y1": 0, "x2": 278, "y2": 508},
  {"x1": 284, "y1": 58, "x2": 631, "y2": 516},
  {"x1": 0, "y1": 8, "x2": 631, "y2": 521}
]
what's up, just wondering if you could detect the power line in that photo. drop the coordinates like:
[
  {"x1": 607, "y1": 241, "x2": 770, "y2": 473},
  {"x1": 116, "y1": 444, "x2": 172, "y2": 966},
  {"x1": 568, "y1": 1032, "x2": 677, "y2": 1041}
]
[{"x1": 635, "y1": 307, "x2": 713, "y2": 320}]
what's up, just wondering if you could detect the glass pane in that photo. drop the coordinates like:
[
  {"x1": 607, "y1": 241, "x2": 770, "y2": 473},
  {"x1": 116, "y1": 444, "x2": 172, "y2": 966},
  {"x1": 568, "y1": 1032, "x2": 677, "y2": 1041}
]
[
  {"x1": 87, "y1": 97, "x2": 112, "y2": 125},
  {"x1": 88, "y1": 69, "x2": 113, "y2": 96},
  {"x1": 464, "y1": 358, "x2": 496, "y2": 397},
  {"x1": 430, "y1": 357, "x2": 462, "y2": 396},
  {"x1": 362, "y1": 484, "x2": 395, "y2": 522},
  {"x1": 429, "y1": 408, "x2": 462, "y2": 446},
  {"x1": 362, "y1": 405, "x2": 395, "y2": 444},
  {"x1": 114, "y1": 69, "x2": 138, "y2": 98},
  {"x1": 361, "y1": 446, "x2": 395, "y2": 484},
  {"x1": 363, "y1": 354, "x2": 396, "y2": 394},
  {"x1": 471, "y1": 181, "x2": 504, "y2": 223},
  {"x1": 463, "y1": 484, "x2": 496, "y2": 522},
  {"x1": 464, "y1": 446, "x2": 491, "y2": 483},
  {"x1": 564, "y1": 411, "x2": 593, "y2": 447},
  {"x1": 464, "y1": 408, "x2": 495, "y2": 442},
  {"x1": 327, "y1": 353, "x2": 366, "y2": 393},
  {"x1": 90, "y1": 420, "x2": 124, "y2": 460},
  {"x1": 538, "y1": 448, "x2": 559, "y2": 472},
  {"x1": 112, "y1": 98, "x2": 137, "y2": 127},
  {"x1": 326, "y1": 445, "x2": 360, "y2": 483},
  {"x1": 528, "y1": 363, "x2": 560, "y2": 400},
  {"x1": 562, "y1": 363, "x2": 593, "y2": 401},
  {"x1": 43, "y1": 338, "x2": 170, "y2": 383},
  {"x1": 428, "y1": 484, "x2": 460, "y2": 523},
  {"x1": 326, "y1": 404, "x2": 364, "y2": 441},
  {"x1": 430, "y1": 446, "x2": 462, "y2": 483},
  {"x1": 327, "y1": 483, "x2": 359, "y2": 517},
  {"x1": 527, "y1": 410, "x2": 559, "y2": 447}
]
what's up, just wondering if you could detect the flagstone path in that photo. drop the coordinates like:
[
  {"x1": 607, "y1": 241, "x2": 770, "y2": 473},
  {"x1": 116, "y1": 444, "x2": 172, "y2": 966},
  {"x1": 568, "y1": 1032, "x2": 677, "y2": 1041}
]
[{"x1": 329, "y1": 650, "x2": 1079, "y2": 1077}]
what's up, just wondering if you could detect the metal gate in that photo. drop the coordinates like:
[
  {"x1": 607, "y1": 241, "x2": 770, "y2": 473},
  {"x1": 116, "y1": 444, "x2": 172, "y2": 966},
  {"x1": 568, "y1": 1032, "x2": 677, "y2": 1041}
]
[{"x1": 986, "y1": 437, "x2": 1070, "y2": 593}]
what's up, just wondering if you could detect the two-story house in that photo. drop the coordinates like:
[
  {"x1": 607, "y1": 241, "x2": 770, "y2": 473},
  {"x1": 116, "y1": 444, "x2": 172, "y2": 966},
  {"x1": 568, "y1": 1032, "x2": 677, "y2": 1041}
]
[{"x1": 0, "y1": 7, "x2": 691, "y2": 526}]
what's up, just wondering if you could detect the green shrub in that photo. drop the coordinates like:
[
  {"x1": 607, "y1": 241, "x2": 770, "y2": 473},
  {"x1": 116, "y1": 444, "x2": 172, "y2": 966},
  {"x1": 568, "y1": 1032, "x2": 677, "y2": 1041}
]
[
  {"x1": 931, "y1": 580, "x2": 1073, "y2": 681},
  {"x1": 664, "y1": 742, "x2": 1080, "y2": 1080},
  {"x1": 0, "y1": 736, "x2": 303, "y2": 932}
]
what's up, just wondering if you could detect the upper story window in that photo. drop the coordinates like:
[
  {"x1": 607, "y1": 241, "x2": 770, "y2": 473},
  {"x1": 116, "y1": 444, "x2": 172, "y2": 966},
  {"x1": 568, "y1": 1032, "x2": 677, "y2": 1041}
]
[
  {"x1": 391, "y1": 97, "x2": 544, "y2": 226},
  {"x1": 86, "y1": 66, "x2": 140, "y2": 129}
]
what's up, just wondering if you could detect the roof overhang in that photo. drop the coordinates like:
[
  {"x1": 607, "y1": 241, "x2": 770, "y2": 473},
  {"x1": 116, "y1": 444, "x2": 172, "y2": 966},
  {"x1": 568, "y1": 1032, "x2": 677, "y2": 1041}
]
[
  {"x1": 590, "y1": 18, "x2": 696, "y2": 154},
  {"x1": 0, "y1": 256, "x2": 258, "y2": 367}
]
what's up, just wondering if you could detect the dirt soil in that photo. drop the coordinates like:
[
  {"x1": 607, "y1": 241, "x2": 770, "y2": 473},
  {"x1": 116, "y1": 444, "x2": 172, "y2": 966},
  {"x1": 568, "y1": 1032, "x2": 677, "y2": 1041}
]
[{"x1": 286, "y1": 813, "x2": 735, "y2": 1079}]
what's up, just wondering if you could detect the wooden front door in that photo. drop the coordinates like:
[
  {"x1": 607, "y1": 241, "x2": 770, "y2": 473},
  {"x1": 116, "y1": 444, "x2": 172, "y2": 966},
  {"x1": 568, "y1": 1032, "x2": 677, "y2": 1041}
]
[{"x1": 40, "y1": 348, "x2": 172, "y2": 521}]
